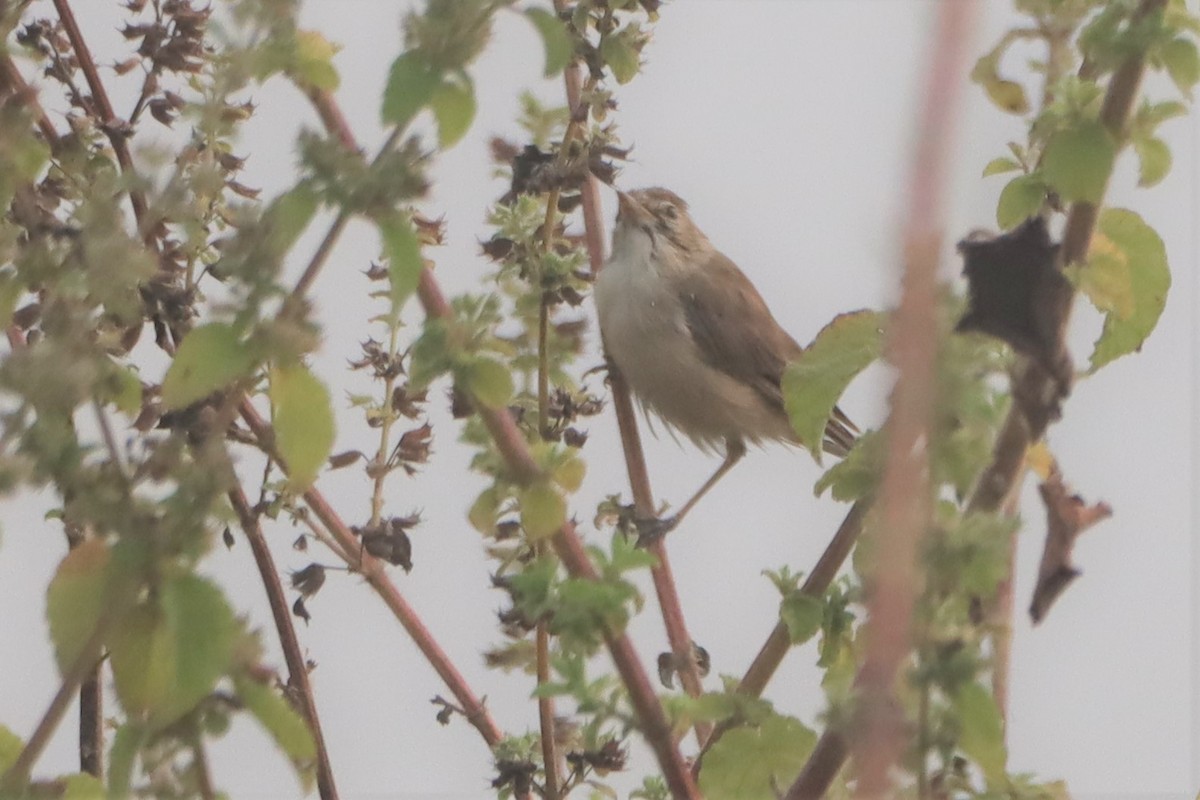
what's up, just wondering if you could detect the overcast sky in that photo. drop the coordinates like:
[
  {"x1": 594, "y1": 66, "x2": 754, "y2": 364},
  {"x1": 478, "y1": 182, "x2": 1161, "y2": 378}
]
[{"x1": 0, "y1": 2, "x2": 1196, "y2": 798}]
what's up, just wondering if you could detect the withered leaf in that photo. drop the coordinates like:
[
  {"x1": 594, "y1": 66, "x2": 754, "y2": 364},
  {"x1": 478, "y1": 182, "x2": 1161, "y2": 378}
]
[
  {"x1": 956, "y1": 216, "x2": 1073, "y2": 391},
  {"x1": 1030, "y1": 468, "x2": 1112, "y2": 623}
]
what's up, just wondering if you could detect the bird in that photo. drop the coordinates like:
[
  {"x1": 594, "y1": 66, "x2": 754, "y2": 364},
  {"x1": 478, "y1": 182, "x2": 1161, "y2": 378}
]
[{"x1": 593, "y1": 187, "x2": 856, "y2": 541}]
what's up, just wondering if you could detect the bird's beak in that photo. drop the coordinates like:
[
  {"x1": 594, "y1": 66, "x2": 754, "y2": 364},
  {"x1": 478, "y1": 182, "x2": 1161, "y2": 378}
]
[{"x1": 616, "y1": 191, "x2": 650, "y2": 225}]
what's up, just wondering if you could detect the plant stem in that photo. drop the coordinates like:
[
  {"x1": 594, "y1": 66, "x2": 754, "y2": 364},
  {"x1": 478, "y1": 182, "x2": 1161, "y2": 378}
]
[
  {"x1": 370, "y1": 324, "x2": 403, "y2": 527},
  {"x1": 228, "y1": 487, "x2": 340, "y2": 800},
  {"x1": 536, "y1": 613, "x2": 561, "y2": 800},
  {"x1": 51, "y1": 0, "x2": 148, "y2": 225}
]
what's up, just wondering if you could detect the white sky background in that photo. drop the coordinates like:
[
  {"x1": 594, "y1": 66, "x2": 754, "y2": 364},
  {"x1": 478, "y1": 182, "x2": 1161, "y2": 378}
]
[{"x1": 0, "y1": 1, "x2": 1197, "y2": 798}]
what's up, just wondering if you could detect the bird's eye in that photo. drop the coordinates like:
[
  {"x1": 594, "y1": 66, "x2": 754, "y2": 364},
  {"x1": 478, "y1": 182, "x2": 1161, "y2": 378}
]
[{"x1": 660, "y1": 204, "x2": 678, "y2": 221}]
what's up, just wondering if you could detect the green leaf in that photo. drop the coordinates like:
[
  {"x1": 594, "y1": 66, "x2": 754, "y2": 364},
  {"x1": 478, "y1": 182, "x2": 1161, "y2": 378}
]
[
  {"x1": 267, "y1": 184, "x2": 320, "y2": 255},
  {"x1": 1161, "y1": 36, "x2": 1200, "y2": 94},
  {"x1": 161, "y1": 323, "x2": 257, "y2": 410},
  {"x1": 519, "y1": 481, "x2": 566, "y2": 540},
  {"x1": 378, "y1": 214, "x2": 423, "y2": 310},
  {"x1": 0, "y1": 724, "x2": 22, "y2": 774},
  {"x1": 382, "y1": 52, "x2": 441, "y2": 128},
  {"x1": 62, "y1": 772, "x2": 105, "y2": 799},
  {"x1": 552, "y1": 455, "x2": 586, "y2": 493},
  {"x1": 46, "y1": 539, "x2": 110, "y2": 675},
  {"x1": 430, "y1": 73, "x2": 476, "y2": 148},
  {"x1": 982, "y1": 157, "x2": 1022, "y2": 177},
  {"x1": 698, "y1": 714, "x2": 816, "y2": 800},
  {"x1": 108, "y1": 576, "x2": 238, "y2": 728},
  {"x1": 783, "y1": 310, "x2": 885, "y2": 462},
  {"x1": 1133, "y1": 135, "x2": 1171, "y2": 187},
  {"x1": 525, "y1": 8, "x2": 573, "y2": 77},
  {"x1": 464, "y1": 356, "x2": 513, "y2": 409},
  {"x1": 600, "y1": 31, "x2": 640, "y2": 84},
  {"x1": 1069, "y1": 236, "x2": 1134, "y2": 319},
  {"x1": 1041, "y1": 121, "x2": 1115, "y2": 204},
  {"x1": 814, "y1": 428, "x2": 881, "y2": 501},
  {"x1": 1087, "y1": 208, "x2": 1171, "y2": 372},
  {"x1": 291, "y1": 30, "x2": 340, "y2": 91},
  {"x1": 235, "y1": 675, "x2": 318, "y2": 772},
  {"x1": 107, "y1": 724, "x2": 144, "y2": 799},
  {"x1": 996, "y1": 173, "x2": 1046, "y2": 230},
  {"x1": 779, "y1": 593, "x2": 823, "y2": 645},
  {"x1": 954, "y1": 681, "x2": 1007, "y2": 785},
  {"x1": 270, "y1": 365, "x2": 336, "y2": 491}
]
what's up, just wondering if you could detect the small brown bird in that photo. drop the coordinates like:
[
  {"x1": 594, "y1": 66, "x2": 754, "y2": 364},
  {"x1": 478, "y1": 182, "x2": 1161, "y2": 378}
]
[{"x1": 594, "y1": 187, "x2": 855, "y2": 539}]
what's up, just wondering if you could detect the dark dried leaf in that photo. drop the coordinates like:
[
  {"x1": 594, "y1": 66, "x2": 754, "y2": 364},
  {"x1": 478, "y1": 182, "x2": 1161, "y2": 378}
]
[
  {"x1": 489, "y1": 136, "x2": 520, "y2": 164},
  {"x1": 290, "y1": 563, "x2": 326, "y2": 597},
  {"x1": 956, "y1": 217, "x2": 1073, "y2": 393},
  {"x1": 222, "y1": 526, "x2": 234, "y2": 549},
  {"x1": 480, "y1": 236, "x2": 515, "y2": 261},
  {"x1": 292, "y1": 596, "x2": 311, "y2": 624},
  {"x1": 1030, "y1": 468, "x2": 1112, "y2": 623},
  {"x1": 563, "y1": 427, "x2": 588, "y2": 448},
  {"x1": 392, "y1": 385, "x2": 427, "y2": 418},
  {"x1": 293, "y1": 535, "x2": 308, "y2": 552},
  {"x1": 328, "y1": 449, "x2": 365, "y2": 469}
]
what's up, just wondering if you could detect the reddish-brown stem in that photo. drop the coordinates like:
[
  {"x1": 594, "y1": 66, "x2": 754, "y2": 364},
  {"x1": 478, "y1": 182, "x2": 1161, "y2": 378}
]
[
  {"x1": 0, "y1": 621, "x2": 108, "y2": 793},
  {"x1": 694, "y1": 499, "x2": 868, "y2": 775},
  {"x1": 853, "y1": 4, "x2": 976, "y2": 796},
  {"x1": 294, "y1": 77, "x2": 697, "y2": 796},
  {"x1": 228, "y1": 487, "x2": 339, "y2": 800},
  {"x1": 51, "y1": 0, "x2": 148, "y2": 224},
  {"x1": 536, "y1": 617, "x2": 561, "y2": 800},
  {"x1": 0, "y1": 57, "x2": 61, "y2": 148},
  {"x1": 238, "y1": 399, "x2": 507, "y2": 748},
  {"x1": 560, "y1": 53, "x2": 711, "y2": 745}
]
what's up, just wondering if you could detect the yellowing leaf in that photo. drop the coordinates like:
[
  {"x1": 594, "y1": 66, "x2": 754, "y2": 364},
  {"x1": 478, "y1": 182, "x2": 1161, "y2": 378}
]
[
  {"x1": 996, "y1": 173, "x2": 1046, "y2": 230},
  {"x1": 519, "y1": 482, "x2": 566, "y2": 540},
  {"x1": 161, "y1": 323, "x2": 257, "y2": 410},
  {"x1": 525, "y1": 8, "x2": 573, "y2": 77},
  {"x1": 430, "y1": 73, "x2": 476, "y2": 148},
  {"x1": 1073, "y1": 233, "x2": 1134, "y2": 319},
  {"x1": 46, "y1": 539, "x2": 110, "y2": 675},
  {"x1": 1133, "y1": 135, "x2": 1171, "y2": 187},
  {"x1": 783, "y1": 310, "x2": 885, "y2": 462},
  {"x1": 0, "y1": 724, "x2": 23, "y2": 774},
  {"x1": 1024, "y1": 440, "x2": 1055, "y2": 480},
  {"x1": 1041, "y1": 121, "x2": 1115, "y2": 204},
  {"x1": 468, "y1": 486, "x2": 500, "y2": 534},
  {"x1": 464, "y1": 356, "x2": 513, "y2": 409},
  {"x1": 270, "y1": 365, "x2": 336, "y2": 491},
  {"x1": 1088, "y1": 208, "x2": 1171, "y2": 372},
  {"x1": 109, "y1": 603, "x2": 174, "y2": 720},
  {"x1": 984, "y1": 78, "x2": 1029, "y2": 114},
  {"x1": 552, "y1": 456, "x2": 586, "y2": 493},
  {"x1": 291, "y1": 30, "x2": 340, "y2": 91}
]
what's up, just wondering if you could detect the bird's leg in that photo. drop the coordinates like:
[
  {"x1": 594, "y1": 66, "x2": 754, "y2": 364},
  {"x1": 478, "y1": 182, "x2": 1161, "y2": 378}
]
[{"x1": 636, "y1": 439, "x2": 747, "y2": 546}]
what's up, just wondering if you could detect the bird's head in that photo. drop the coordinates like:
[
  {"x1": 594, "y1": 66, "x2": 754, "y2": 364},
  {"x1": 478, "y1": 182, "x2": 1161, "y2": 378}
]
[{"x1": 611, "y1": 187, "x2": 711, "y2": 270}]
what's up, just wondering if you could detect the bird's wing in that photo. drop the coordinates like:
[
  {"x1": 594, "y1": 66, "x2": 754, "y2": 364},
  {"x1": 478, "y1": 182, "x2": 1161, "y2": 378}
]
[
  {"x1": 678, "y1": 251, "x2": 858, "y2": 455},
  {"x1": 676, "y1": 250, "x2": 801, "y2": 413}
]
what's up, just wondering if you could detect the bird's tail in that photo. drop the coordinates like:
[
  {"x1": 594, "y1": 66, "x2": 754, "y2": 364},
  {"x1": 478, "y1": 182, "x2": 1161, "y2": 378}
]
[{"x1": 821, "y1": 406, "x2": 858, "y2": 458}]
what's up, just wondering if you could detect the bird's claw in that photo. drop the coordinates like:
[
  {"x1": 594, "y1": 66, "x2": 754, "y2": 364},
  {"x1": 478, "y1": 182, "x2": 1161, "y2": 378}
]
[{"x1": 634, "y1": 515, "x2": 678, "y2": 547}]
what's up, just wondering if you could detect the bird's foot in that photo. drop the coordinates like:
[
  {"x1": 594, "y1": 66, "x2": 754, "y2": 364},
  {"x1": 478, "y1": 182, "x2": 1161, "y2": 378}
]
[{"x1": 634, "y1": 515, "x2": 679, "y2": 547}]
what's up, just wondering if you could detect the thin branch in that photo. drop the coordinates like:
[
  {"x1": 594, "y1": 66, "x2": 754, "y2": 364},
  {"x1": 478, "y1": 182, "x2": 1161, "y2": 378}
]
[
  {"x1": 0, "y1": 56, "x2": 61, "y2": 149},
  {"x1": 789, "y1": 1, "x2": 1164, "y2": 795},
  {"x1": 560, "y1": 47, "x2": 711, "y2": 746},
  {"x1": 238, "y1": 399, "x2": 507, "y2": 748},
  {"x1": 536, "y1": 615, "x2": 561, "y2": 800},
  {"x1": 0, "y1": 620, "x2": 108, "y2": 793},
  {"x1": 228, "y1": 487, "x2": 339, "y2": 800},
  {"x1": 51, "y1": 0, "x2": 148, "y2": 224}
]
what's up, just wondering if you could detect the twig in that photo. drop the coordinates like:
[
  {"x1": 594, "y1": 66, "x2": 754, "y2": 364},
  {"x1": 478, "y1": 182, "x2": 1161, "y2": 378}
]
[
  {"x1": 0, "y1": 56, "x2": 61, "y2": 149},
  {"x1": 789, "y1": 1, "x2": 1164, "y2": 795},
  {"x1": 237, "y1": 400, "x2": 506, "y2": 748},
  {"x1": 228, "y1": 488, "x2": 339, "y2": 800},
  {"x1": 51, "y1": 0, "x2": 148, "y2": 224},
  {"x1": 0, "y1": 620, "x2": 108, "y2": 793},
  {"x1": 560, "y1": 42, "x2": 712, "y2": 746},
  {"x1": 536, "y1": 614, "x2": 561, "y2": 800}
]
